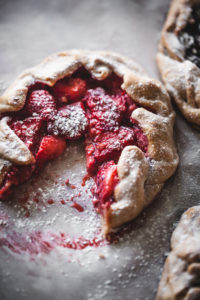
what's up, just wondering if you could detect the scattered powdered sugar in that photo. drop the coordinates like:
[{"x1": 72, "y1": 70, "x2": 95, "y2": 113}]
[
  {"x1": 0, "y1": 139, "x2": 172, "y2": 300},
  {"x1": 48, "y1": 105, "x2": 88, "y2": 138},
  {"x1": 0, "y1": 141, "x2": 101, "y2": 238}
]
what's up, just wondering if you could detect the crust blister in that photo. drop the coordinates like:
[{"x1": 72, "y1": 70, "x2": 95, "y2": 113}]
[{"x1": 0, "y1": 50, "x2": 178, "y2": 232}]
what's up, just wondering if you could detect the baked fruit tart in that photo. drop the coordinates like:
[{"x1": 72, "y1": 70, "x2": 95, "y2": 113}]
[
  {"x1": 156, "y1": 206, "x2": 200, "y2": 300},
  {"x1": 157, "y1": 0, "x2": 200, "y2": 126},
  {"x1": 0, "y1": 50, "x2": 178, "y2": 233}
]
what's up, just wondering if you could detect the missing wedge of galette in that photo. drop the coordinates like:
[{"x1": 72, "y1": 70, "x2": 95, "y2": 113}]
[
  {"x1": 0, "y1": 50, "x2": 178, "y2": 234},
  {"x1": 157, "y1": 0, "x2": 200, "y2": 126}
]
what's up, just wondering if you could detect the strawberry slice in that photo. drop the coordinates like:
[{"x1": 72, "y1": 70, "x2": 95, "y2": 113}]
[
  {"x1": 26, "y1": 90, "x2": 57, "y2": 120},
  {"x1": 36, "y1": 136, "x2": 66, "y2": 166},
  {"x1": 93, "y1": 161, "x2": 119, "y2": 212},
  {"x1": 10, "y1": 117, "x2": 44, "y2": 154},
  {"x1": 85, "y1": 126, "x2": 136, "y2": 174},
  {"x1": 53, "y1": 78, "x2": 87, "y2": 103},
  {"x1": 84, "y1": 88, "x2": 127, "y2": 137},
  {"x1": 0, "y1": 165, "x2": 36, "y2": 200},
  {"x1": 47, "y1": 102, "x2": 88, "y2": 139}
]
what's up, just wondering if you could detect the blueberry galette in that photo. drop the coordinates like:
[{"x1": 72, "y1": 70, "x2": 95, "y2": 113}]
[
  {"x1": 0, "y1": 50, "x2": 178, "y2": 233},
  {"x1": 157, "y1": 0, "x2": 200, "y2": 126}
]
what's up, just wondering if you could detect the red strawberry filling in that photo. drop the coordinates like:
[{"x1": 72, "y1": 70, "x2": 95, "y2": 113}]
[
  {"x1": 0, "y1": 69, "x2": 148, "y2": 216},
  {"x1": 36, "y1": 136, "x2": 66, "y2": 168},
  {"x1": 26, "y1": 89, "x2": 57, "y2": 120},
  {"x1": 0, "y1": 165, "x2": 36, "y2": 200},
  {"x1": 93, "y1": 161, "x2": 119, "y2": 213},
  {"x1": 47, "y1": 102, "x2": 88, "y2": 139},
  {"x1": 83, "y1": 88, "x2": 127, "y2": 136},
  {"x1": 85, "y1": 127, "x2": 137, "y2": 174},
  {"x1": 54, "y1": 78, "x2": 87, "y2": 103},
  {"x1": 10, "y1": 117, "x2": 44, "y2": 154}
]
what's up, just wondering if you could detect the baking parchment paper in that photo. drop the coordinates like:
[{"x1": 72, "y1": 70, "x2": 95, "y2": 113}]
[{"x1": 1, "y1": 0, "x2": 200, "y2": 299}]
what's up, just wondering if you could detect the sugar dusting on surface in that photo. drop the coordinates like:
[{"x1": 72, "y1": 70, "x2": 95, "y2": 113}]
[
  {"x1": 48, "y1": 104, "x2": 88, "y2": 138},
  {"x1": 0, "y1": 78, "x2": 177, "y2": 300},
  {"x1": 0, "y1": 141, "x2": 103, "y2": 248},
  {"x1": 0, "y1": 138, "x2": 180, "y2": 300},
  {"x1": 1, "y1": 0, "x2": 199, "y2": 298},
  {"x1": 0, "y1": 53, "x2": 177, "y2": 300}
]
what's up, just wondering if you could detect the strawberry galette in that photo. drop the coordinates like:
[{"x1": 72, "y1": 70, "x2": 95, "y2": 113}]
[
  {"x1": 0, "y1": 50, "x2": 178, "y2": 233},
  {"x1": 157, "y1": 0, "x2": 200, "y2": 126}
]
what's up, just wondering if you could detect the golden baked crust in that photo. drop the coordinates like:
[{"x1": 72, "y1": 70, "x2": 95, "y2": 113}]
[
  {"x1": 0, "y1": 50, "x2": 179, "y2": 233},
  {"x1": 156, "y1": 206, "x2": 200, "y2": 300},
  {"x1": 157, "y1": 0, "x2": 200, "y2": 126}
]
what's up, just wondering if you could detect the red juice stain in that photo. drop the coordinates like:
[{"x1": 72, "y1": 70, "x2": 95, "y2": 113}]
[
  {"x1": 60, "y1": 200, "x2": 66, "y2": 205},
  {"x1": 71, "y1": 202, "x2": 84, "y2": 212},
  {"x1": 47, "y1": 199, "x2": 54, "y2": 205},
  {"x1": 59, "y1": 235, "x2": 104, "y2": 249},
  {"x1": 0, "y1": 230, "x2": 107, "y2": 255},
  {"x1": 52, "y1": 232, "x2": 106, "y2": 250},
  {"x1": 0, "y1": 231, "x2": 53, "y2": 255},
  {"x1": 81, "y1": 174, "x2": 90, "y2": 186},
  {"x1": 64, "y1": 179, "x2": 76, "y2": 189},
  {"x1": 33, "y1": 198, "x2": 39, "y2": 203}
]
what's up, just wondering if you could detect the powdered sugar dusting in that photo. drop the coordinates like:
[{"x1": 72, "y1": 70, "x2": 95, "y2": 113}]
[
  {"x1": 0, "y1": 141, "x2": 102, "y2": 244},
  {"x1": 0, "y1": 140, "x2": 178, "y2": 300},
  {"x1": 48, "y1": 104, "x2": 88, "y2": 138}
]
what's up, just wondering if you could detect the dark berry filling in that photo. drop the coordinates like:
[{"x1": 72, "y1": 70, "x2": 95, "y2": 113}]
[
  {"x1": 0, "y1": 68, "x2": 148, "y2": 216},
  {"x1": 179, "y1": 5, "x2": 200, "y2": 68}
]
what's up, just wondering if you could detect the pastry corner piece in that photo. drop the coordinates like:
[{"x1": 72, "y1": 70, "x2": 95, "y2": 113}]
[
  {"x1": 157, "y1": 0, "x2": 200, "y2": 126},
  {"x1": 0, "y1": 50, "x2": 178, "y2": 234},
  {"x1": 156, "y1": 206, "x2": 200, "y2": 300}
]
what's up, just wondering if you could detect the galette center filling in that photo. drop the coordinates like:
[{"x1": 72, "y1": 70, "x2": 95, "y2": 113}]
[
  {"x1": 179, "y1": 5, "x2": 200, "y2": 68},
  {"x1": 0, "y1": 68, "x2": 148, "y2": 216}
]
